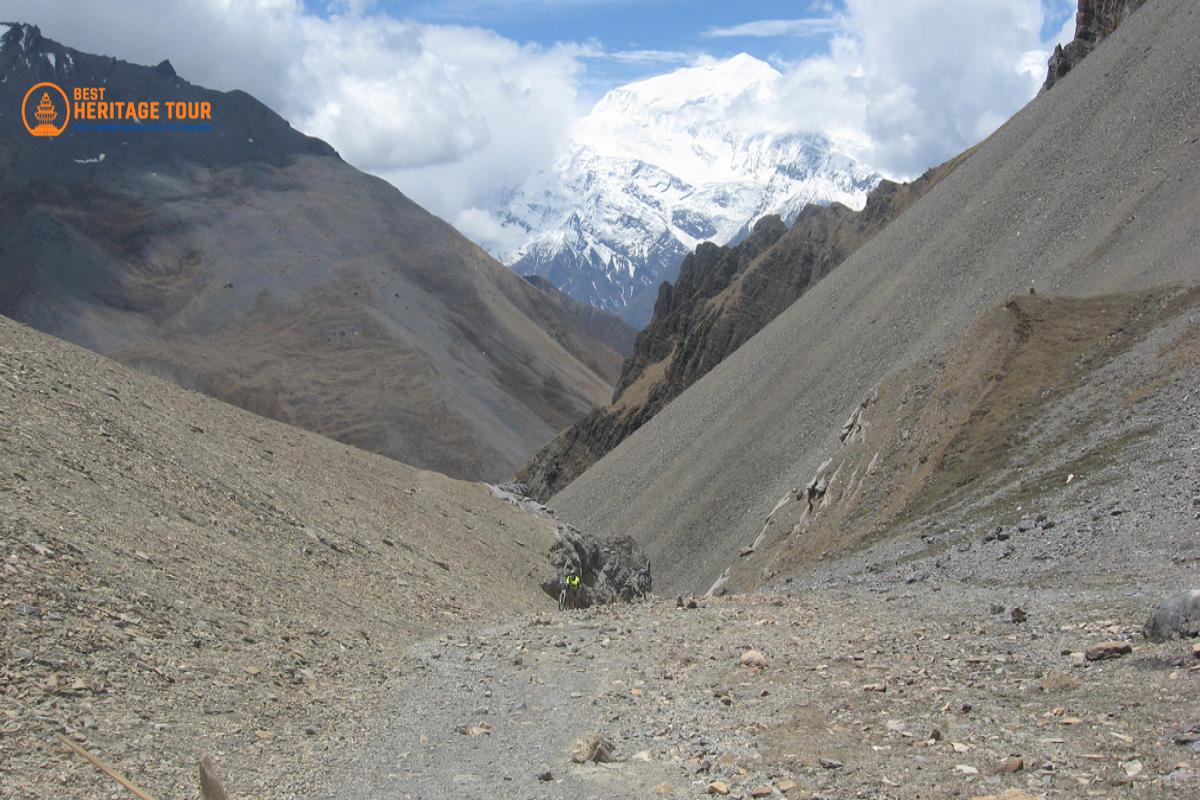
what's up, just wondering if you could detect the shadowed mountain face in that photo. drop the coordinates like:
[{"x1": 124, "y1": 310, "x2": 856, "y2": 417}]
[
  {"x1": 0, "y1": 24, "x2": 613, "y2": 482},
  {"x1": 516, "y1": 157, "x2": 963, "y2": 501},
  {"x1": 521, "y1": 274, "x2": 637, "y2": 385},
  {"x1": 553, "y1": 0, "x2": 1200, "y2": 594}
]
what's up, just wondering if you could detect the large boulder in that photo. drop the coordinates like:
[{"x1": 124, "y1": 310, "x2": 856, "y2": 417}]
[
  {"x1": 1144, "y1": 590, "x2": 1200, "y2": 642},
  {"x1": 541, "y1": 525, "x2": 651, "y2": 606}
]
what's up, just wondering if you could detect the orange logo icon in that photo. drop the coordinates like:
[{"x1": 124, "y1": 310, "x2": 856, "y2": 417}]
[{"x1": 22, "y1": 81, "x2": 70, "y2": 137}]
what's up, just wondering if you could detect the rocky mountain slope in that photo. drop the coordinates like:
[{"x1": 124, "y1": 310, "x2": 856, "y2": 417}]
[
  {"x1": 552, "y1": 0, "x2": 1200, "y2": 595},
  {"x1": 5, "y1": 307, "x2": 1197, "y2": 800},
  {"x1": 1044, "y1": 0, "x2": 1150, "y2": 90},
  {"x1": 521, "y1": 275, "x2": 637, "y2": 385},
  {"x1": 0, "y1": 312, "x2": 562, "y2": 798},
  {"x1": 495, "y1": 55, "x2": 880, "y2": 326},
  {"x1": 517, "y1": 156, "x2": 966, "y2": 501},
  {"x1": 0, "y1": 23, "x2": 615, "y2": 482}
]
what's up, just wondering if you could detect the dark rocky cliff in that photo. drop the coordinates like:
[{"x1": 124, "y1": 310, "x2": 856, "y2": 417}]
[{"x1": 1044, "y1": 0, "x2": 1150, "y2": 90}]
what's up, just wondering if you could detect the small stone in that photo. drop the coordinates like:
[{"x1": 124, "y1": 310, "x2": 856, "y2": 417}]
[
  {"x1": 254, "y1": 729, "x2": 273, "y2": 741},
  {"x1": 739, "y1": 649, "x2": 768, "y2": 669},
  {"x1": 1039, "y1": 671, "x2": 1080, "y2": 692},
  {"x1": 655, "y1": 783, "x2": 674, "y2": 795},
  {"x1": 1120, "y1": 759, "x2": 1143, "y2": 778},
  {"x1": 955, "y1": 764, "x2": 979, "y2": 775},
  {"x1": 777, "y1": 779, "x2": 798, "y2": 794},
  {"x1": 244, "y1": 665, "x2": 262, "y2": 676},
  {"x1": 818, "y1": 757, "x2": 843, "y2": 769},
  {"x1": 1192, "y1": 642, "x2": 1200, "y2": 660},
  {"x1": 1085, "y1": 641, "x2": 1132, "y2": 661},
  {"x1": 862, "y1": 682, "x2": 887, "y2": 692},
  {"x1": 708, "y1": 781, "x2": 731, "y2": 795},
  {"x1": 537, "y1": 767, "x2": 554, "y2": 782},
  {"x1": 750, "y1": 787, "x2": 772, "y2": 798},
  {"x1": 993, "y1": 757, "x2": 1024, "y2": 774},
  {"x1": 571, "y1": 732, "x2": 614, "y2": 763},
  {"x1": 1010, "y1": 607, "x2": 1027, "y2": 624}
]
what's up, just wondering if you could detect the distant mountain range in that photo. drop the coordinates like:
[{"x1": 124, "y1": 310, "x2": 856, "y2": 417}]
[
  {"x1": 0, "y1": 22, "x2": 624, "y2": 482},
  {"x1": 492, "y1": 55, "x2": 881, "y2": 326}
]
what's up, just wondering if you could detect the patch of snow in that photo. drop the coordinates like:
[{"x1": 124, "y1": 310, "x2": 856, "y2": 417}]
[
  {"x1": 248, "y1": 137, "x2": 254, "y2": 143},
  {"x1": 45, "y1": 52, "x2": 55, "y2": 70},
  {"x1": 73, "y1": 153, "x2": 106, "y2": 165},
  {"x1": 0, "y1": 24, "x2": 11, "y2": 43}
]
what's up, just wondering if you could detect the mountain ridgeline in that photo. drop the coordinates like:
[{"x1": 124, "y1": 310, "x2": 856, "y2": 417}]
[
  {"x1": 516, "y1": 157, "x2": 965, "y2": 501},
  {"x1": 0, "y1": 23, "x2": 620, "y2": 482}
]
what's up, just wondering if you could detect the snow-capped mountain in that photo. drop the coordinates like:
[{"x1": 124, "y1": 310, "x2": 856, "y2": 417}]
[{"x1": 493, "y1": 54, "x2": 881, "y2": 326}]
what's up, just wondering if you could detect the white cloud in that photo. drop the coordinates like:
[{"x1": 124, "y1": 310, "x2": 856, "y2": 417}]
[
  {"x1": 764, "y1": 0, "x2": 1075, "y2": 177},
  {"x1": 10, "y1": 0, "x2": 1080, "y2": 232},
  {"x1": 453, "y1": 207, "x2": 529, "y2": 255},
  {"x1": 606, "y1": 49, "x2": 701, "y2": 65},
  {"x1": 703, "y1": 18, "x2": 843, "y2": 39},
  {"x1": 8, "y1": 0, "x2": 584, "y2": 221}
]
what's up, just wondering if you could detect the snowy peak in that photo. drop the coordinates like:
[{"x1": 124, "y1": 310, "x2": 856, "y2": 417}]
[
  {"x1": 598, "y1": 53, "x2": 779, "y2": 114},
  {"x1": 491, "y1": 54, "x2": 881, "y2": 326},
  {"x1": 0, "y1": 22, "x2": 40, "y2": 53}
]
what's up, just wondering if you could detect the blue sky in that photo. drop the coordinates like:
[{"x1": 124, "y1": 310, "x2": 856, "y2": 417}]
[
  {"x1": 308, "y1": 0, "x2": 1078, "y2": 98},
  {"x1": 20, "y1": 0, "x2": 1080, "y2": 232}
]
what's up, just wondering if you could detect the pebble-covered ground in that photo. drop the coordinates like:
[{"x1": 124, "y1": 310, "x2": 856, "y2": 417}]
[{"x1": 329, "y1": 581, "x2": 1198, "y2": 800}]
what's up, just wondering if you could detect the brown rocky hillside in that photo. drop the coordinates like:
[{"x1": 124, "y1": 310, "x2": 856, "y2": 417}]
[
  {"x1": 0, "y1": 313, "x2": 559, "y2": 798},
  {"x1": 0, "y1": 24, "x2": 614, "y2": 484}
]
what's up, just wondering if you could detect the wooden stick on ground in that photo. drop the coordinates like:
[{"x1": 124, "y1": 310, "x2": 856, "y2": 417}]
[
  {"x1": 55, "y1": 733, "x2": 158, "y2": 800},
  {"x1": 200, "y1": 754, "x2": 230, "y2": 800}
]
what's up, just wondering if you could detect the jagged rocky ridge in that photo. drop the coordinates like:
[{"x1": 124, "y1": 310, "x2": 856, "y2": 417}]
[
  {"x1": 516, "y1": 156, "x2": 964, "y2": 502},
  {"x1": 1044, "y1": 0, "x2": 1150, "y2": 90}
]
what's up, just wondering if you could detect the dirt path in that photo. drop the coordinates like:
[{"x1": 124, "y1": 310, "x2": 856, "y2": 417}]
[{"x1": 328, "y1": 580, "x2": 1199, "y2": 800}]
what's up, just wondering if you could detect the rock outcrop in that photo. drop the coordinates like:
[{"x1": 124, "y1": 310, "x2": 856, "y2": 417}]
[
  {"x1": 1144, "y1": 590, "x2": 1200, "y2": 641},
  {"x1": 517, "y1": 155, "x2": 965, "y2": 501},
  {"x1": 1044, "y1": 0, "x2": 1150, "y2": 91},
  {"x1": 541, "y1": 525, "x2": 652, "y2": 606}
]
